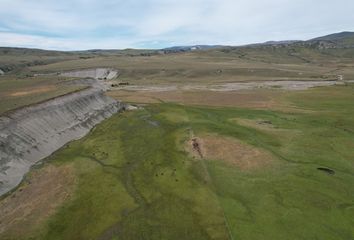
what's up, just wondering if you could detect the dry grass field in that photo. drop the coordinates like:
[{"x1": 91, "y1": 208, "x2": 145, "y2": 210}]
[{"x1": 29, "y1": 50, "x2": 354, "y2": 85}]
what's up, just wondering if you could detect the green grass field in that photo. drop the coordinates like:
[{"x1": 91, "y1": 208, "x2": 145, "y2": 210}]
[{"x1": 3, "y1": 84, "x2": 353, "y2": 240}]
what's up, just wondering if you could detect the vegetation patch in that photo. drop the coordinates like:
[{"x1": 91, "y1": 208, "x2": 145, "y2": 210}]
[
  {"x1": 0, "y1": 164, "x2": 76, "y2": 239},
  {"x1": 1, "y1": 84, "x2": 354, "y2": 239},
  {"x1": 186, "y1": 134, "x2": 273, "y2": 170},
  {"x1": 7, "y1": 85, "x2": 57, "y2": 97},
  {"x1": 0, "y1": 75, "x2": 85, "y2": 114}
]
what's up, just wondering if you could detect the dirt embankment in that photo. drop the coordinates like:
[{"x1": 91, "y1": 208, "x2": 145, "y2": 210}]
[
  {"x1": 60, "y1": 68, "x2": 118, "y2": 80},
  {"x1": 0, "y1": 88, "x2": 125, "y2": 196}
]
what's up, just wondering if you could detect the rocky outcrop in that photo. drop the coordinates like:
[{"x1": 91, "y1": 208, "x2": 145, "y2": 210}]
[{"x1": 0, "y1": 88, "x2": 125, "y2": 196}]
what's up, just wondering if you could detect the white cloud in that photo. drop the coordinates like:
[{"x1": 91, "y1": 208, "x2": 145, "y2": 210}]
[
  {"x1": 0, "y1": 32, "x2": 136, "y2": 50},
  {"x1": 0, "y1": 0, "x2": 353, "y2": 50}
]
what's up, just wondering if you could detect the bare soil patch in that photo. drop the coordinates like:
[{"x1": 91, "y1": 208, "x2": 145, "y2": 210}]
[
  {"x1": 8, "y1": 85, "x2": 57, "y2": 97},
  {"x1": 234, "y1": 118, "x2": 277, "y2": 131},
  {"x1": 107, "y1": 90, "x2": 161, "y2": 104},
  {"x1": 186, "y1": 134, "x2": 273, "y2": 170},
  {"x1": 0, "y1": 164, "x2": 76, "y2": 238}
]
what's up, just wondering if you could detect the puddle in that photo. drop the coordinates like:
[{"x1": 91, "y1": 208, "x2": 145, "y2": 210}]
[{"x1": 317, "y1": 167, "x2": 335, "y2": 175}]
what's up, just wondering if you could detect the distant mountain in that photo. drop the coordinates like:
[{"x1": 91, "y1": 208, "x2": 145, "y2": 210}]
[
  {"x1": 246, "y1": 40, "x2": 301, "y2": 47},
  {"x1": 262, "y1": 40, "x2": 301, "y2": 45},
  {"x1": 162, "y1": 45, "x2": 224, "y2": 53},
  {"x1": 307, "y1": 31, "x2": 354, "y2": 48},
  {"x1": 1, "y1": 31, "x2": 353, "y2": 57},
  {"x1": 243, "y1": 31, "x2": 354, "y2": 50},
  {"x1": 0, "y1": 47, "x2": 69, "y2": 56},
  {"x1": 310, "y1": 31, "x2": 354, "y2": 42}
]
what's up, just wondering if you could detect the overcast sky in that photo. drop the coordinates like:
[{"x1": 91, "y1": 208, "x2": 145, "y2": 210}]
[{"x1": 0, "y1": 0, "x2": 353, "y2": 50}]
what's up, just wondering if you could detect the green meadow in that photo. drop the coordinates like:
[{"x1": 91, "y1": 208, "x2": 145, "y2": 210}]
[{"x1": 5, "y1": 84, "x2": 354, "y2": 240}]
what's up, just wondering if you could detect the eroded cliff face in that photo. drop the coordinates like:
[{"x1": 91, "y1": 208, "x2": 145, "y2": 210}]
[
  {"x1": 60, "y1": 68, "x2": 118, "y2": 80},
  {"x1": 0, "y1": 88, "x2": 125, "y2": 196}
]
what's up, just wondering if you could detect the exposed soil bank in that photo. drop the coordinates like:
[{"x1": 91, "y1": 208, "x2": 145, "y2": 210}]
[
  {"x1": 0, "y1": 88, "x2": 125, "y2": 196},
  {"x1": 60, "y1": 68, "x2": 118, "y2": 80}
]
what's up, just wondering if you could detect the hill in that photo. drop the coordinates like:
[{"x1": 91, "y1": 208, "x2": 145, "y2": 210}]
[
  {"x1": 311, "y1": 31, "x2": 354, "y2": 41},
  {"x1": 162, "y1": 45, "x2": 224, "y2": 53}
]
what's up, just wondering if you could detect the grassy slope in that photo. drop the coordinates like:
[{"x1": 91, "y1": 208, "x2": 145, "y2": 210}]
[
  {"x1": 33, "y1": 107, "x2": 229, "y2": 240},
  {"x1": 1, "y1": 43, "x2": 354, "y2": 114},
  {"x1": 0, "y1": 75, "x2": 85, "y2": 115},
  {"x1": 28, "y1": 46, "x2": 354, "y2": 86},
  {"x1": 5, "y1": 84, "x2": 353, "y2": 240},
  {"x1": 0, "y1": 47, "x2": 157, "y2": 114},
  {"x1": 0, "y1": 48, "x2": 80, "y2": 75}
]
